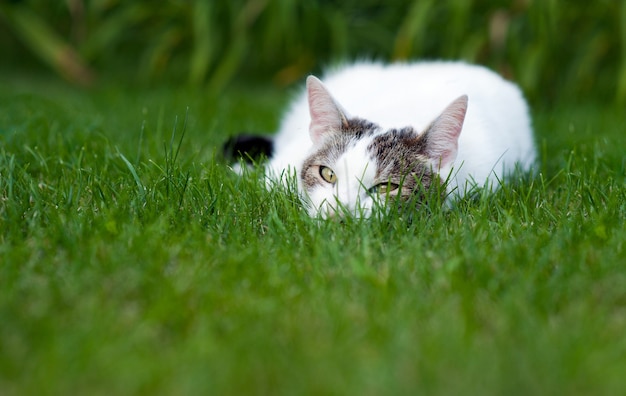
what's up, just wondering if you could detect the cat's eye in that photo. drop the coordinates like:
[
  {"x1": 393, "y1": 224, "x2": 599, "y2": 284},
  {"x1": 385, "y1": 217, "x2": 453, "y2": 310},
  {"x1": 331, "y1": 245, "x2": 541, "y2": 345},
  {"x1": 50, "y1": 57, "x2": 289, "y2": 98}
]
[
  {"x1": 369, "y1": 182, "x2": 399, "y2": 194},
  {"x1": 319, "y1": 166, "x2": 337, "y2": 183}
]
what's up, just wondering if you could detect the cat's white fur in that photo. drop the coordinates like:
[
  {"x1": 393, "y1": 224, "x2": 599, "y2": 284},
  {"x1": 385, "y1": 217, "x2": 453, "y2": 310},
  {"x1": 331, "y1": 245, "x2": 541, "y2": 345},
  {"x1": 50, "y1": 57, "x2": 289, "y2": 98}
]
[{"x1": 265, "y1": 61, "x2": 536, "y2": 217}]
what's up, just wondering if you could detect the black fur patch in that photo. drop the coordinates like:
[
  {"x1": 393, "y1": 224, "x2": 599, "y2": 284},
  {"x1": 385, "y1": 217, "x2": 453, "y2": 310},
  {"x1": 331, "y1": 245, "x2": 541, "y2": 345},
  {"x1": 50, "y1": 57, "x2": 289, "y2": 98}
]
[{"x1": 223, "y1": 134, "x2": 274, "y2": 163}]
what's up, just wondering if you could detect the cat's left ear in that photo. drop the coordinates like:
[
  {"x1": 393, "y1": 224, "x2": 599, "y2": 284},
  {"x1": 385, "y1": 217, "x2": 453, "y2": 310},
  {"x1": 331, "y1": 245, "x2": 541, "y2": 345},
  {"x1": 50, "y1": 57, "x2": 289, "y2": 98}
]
[
  {"x1": 422, "y1": 95, "x2": 468, "y2": 169},
  {"x1": 307, "y1": 76, "x2": 349, "y2": 145}
]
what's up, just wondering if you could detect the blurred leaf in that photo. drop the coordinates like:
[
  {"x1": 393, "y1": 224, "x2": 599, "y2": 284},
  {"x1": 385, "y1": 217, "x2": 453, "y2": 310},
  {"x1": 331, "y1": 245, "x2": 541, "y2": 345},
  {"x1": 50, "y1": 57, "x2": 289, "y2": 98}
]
[
  {"x1": 393, "y1": 0, "x2": 435, "y2": 60},
  {"x1": 142, "y1": 27, "x2": 184, "y2": 81},
  {"x1": 189, "y1": 1, "x2": 214, "y2": 85},
  {"x1": 80, "y1": 3, "x2": 148, "y2": 62},
  {"x1": 207, "y1": 34, "x2": 248, "y2": 95},
  {"x1": 0, "y1": 3, "x2": 94, "y2": 85},
  {"x1": 618, "y1": 1, "x2": 626, "y2": 104},
  {"x1": 0, "y1": 0, "x2": 623, "y2": 104}
]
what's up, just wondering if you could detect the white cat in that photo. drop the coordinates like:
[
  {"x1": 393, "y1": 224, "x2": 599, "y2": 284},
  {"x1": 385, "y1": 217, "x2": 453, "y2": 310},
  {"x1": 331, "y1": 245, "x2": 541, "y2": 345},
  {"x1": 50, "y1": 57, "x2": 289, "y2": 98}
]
[{"x1": 233, "y1": 61, "x2": 536, "y2": 218}]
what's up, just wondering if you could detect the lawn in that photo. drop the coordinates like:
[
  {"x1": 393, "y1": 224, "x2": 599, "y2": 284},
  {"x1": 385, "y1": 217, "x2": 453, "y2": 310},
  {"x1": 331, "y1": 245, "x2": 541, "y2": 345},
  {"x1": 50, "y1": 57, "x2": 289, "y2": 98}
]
[{"x1": 1, "y1": 74, "x2": 625, "y2": 395}]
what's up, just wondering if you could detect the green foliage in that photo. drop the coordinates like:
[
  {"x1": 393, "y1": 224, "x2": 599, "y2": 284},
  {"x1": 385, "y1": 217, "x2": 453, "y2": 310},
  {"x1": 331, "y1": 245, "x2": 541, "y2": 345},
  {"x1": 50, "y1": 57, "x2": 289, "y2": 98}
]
[
  {"x1": 1, "y1": 1, "x2": 624, "y2": 103},
  {"x1": 1, "y1": 76, "x2": 625, "y2": 394}
]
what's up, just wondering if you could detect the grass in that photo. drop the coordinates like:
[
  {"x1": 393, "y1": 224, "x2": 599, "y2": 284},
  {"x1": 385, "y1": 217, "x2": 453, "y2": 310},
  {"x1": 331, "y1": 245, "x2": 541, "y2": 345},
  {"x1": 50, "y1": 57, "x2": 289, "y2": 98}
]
[{"x1": 1, "y1": 74, "x2": 625, "y2": 395}]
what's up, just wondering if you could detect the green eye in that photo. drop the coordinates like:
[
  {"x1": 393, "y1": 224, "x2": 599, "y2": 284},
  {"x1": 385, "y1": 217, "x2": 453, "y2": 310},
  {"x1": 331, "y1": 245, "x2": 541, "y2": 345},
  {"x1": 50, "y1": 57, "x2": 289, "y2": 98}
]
[
  {"x1": 319, "y1": 166, "x2": 337, "y2": 183},
  {"x1": 369, "y1": 182, "x2": 399, "y2": 194}
]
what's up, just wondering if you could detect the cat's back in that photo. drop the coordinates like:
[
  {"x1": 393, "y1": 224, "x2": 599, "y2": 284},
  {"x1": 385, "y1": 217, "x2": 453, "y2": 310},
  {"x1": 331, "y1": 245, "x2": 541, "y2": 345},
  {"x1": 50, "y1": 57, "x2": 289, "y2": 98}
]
[{"x1": 280, "y1": 61, "x2": 525, "y2": 130}]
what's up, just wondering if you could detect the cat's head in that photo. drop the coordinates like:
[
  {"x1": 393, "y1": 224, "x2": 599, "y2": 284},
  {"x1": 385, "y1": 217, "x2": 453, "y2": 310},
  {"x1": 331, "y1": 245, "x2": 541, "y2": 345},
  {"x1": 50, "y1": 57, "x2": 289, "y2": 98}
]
[{"x1": 300, "y1": 76, "x2": 468, "y2": 218}]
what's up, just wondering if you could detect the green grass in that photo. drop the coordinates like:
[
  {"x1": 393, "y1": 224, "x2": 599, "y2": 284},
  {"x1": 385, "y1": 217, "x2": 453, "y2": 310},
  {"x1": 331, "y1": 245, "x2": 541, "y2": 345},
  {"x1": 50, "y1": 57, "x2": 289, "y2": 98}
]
[{"x1": 1, "y1": 76, "x2": 625, "y2": 395}]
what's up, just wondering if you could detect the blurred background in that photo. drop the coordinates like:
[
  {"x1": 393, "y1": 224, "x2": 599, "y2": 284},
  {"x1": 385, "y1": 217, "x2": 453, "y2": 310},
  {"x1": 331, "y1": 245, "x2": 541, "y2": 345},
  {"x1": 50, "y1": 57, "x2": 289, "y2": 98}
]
[{"x1": 1, "y1": 0, "x2": 624, "y2": 105}]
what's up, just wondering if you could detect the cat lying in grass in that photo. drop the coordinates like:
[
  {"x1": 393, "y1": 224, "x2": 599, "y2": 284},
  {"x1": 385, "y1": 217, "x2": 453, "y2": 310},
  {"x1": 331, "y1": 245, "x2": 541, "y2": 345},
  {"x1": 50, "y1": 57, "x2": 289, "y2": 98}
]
[{"x1": 227, "y1": 61, "x2": 536, "y2": 218}]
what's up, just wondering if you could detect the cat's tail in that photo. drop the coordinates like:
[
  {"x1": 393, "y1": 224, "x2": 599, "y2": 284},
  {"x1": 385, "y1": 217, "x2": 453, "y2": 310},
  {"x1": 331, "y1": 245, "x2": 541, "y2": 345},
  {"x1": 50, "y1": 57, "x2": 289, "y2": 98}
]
[{"x1": 222, "y1": 134, "x2": 274, "y2": 164}]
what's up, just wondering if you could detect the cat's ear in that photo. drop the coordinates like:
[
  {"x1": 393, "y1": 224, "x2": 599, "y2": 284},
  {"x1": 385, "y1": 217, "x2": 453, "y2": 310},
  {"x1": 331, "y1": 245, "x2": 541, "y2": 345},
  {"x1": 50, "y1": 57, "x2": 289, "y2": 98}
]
[
  {"x1": 421, "y1": 95, "x2": 468, "y2": 169},
  {"x1": 307, "y1": 76, "x2": 349, "y2": 145}
]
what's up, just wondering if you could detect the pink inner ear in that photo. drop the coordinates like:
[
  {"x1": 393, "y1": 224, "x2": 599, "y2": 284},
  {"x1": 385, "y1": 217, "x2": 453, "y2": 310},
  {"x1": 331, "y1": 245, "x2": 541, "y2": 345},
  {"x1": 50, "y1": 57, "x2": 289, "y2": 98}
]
[
  {"x1": 425, "y1": 95, "x2": 468, "y2": 169},
  {"x1": 307, "y1": 76, "x2": 348, "y2": 145}
]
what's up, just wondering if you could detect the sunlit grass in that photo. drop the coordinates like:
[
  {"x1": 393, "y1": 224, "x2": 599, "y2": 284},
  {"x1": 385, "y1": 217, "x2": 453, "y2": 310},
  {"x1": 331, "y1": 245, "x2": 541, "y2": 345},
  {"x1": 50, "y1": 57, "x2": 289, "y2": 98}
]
[{"x1": 0, "y1": 80, "x2": 625, "y2": 395}]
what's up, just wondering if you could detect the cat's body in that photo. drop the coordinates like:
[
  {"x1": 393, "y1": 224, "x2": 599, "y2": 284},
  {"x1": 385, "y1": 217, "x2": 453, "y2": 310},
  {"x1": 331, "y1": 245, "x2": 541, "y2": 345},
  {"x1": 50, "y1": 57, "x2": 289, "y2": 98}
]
[{"x1": 235, "y1": 61, "x2": 536, "y2": 218}]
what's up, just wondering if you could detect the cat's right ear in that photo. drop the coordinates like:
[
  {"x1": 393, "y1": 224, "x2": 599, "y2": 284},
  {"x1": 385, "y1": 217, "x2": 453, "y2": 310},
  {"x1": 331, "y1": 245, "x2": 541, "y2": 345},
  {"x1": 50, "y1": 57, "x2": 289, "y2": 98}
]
[
  {"x1": 422, "y1": 95, "x2": 468, "y2": 170},
  {"x1": 307, "y1": 76, "x2": 349, "y2": 145}
]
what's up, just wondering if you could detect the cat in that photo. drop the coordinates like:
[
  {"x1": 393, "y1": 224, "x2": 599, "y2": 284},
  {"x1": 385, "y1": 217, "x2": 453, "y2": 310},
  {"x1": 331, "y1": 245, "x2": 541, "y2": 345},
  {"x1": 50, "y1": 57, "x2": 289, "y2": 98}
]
[{"x1": 227, "y1": 61, "x2": 536, "y2": 218}]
